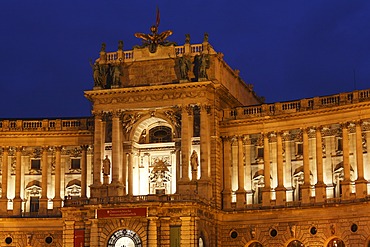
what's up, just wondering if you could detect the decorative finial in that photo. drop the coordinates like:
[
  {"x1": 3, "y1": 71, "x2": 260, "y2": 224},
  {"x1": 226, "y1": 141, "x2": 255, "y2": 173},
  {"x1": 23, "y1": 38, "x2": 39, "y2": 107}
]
[
  {"x1": 203, "y1": 33, "x2": 209, "y2": 42},
  {"x1": 100, "y1": 42, "x2": 106, "y2": 52},
  {"x1": 118, "y1": 40, "x2": 124, "y2": 51},
  {"x1": 185, "y1": 34, "x2": 190, "y2": 44}
]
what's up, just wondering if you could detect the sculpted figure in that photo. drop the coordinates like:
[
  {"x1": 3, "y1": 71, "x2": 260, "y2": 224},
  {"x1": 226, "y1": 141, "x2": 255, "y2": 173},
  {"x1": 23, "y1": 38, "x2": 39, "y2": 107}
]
[
  {"x1": 101, "y1": 42, "x2": 106, "y2": 52},
  {"x1": 118, "y1": 40, "x2": 123, "y2": 51},
  {"x1": 203, "y1": 32, "x2": 209, "y2": 42},
  {"x1": 134, "y1": 25, "x2": 174, "y2": 53},
  {"x1": 90, "y1": 61, "x2": 103, "y2": 87},
  {"x1": 177, "y1": 56, "x2": 191, "y2": 80},
  {"x1": 111, "y1": 63, "x2": 122, "y2": 86},
  {"x1": 185, "y1": 33, "x2": 190, "y2": 44},
  {"x1": 194, "y1": 53, "x2": 210, "y2": 80},
  {"x1": 102, "y1": 155, "x2": 111, "y2": 176},
  {"x1": 190, "y1": 150, "x2": 199, "y2": 171}
]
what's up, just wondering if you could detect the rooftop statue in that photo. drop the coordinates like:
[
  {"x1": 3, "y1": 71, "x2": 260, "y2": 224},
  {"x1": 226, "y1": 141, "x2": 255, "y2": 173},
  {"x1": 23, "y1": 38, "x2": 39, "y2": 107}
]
[
  {"x1": 134, "y1": 8, "x2": 175, "y2": 53},
  {"x1": 134, "y1": 25, "x2": 175, "y2": 53}
]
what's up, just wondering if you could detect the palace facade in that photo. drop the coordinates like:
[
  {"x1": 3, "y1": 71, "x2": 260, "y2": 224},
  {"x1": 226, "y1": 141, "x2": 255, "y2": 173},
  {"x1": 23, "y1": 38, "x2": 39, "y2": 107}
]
[{"x1": 1, "y1": 29, "x2": 370, "y2": 247}]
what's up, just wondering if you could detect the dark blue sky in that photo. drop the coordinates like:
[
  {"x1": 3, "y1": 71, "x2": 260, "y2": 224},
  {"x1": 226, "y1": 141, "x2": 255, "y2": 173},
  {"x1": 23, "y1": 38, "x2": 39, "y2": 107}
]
[{"x1": 1, "y1": 1, "x2": 370, "y2": 118}]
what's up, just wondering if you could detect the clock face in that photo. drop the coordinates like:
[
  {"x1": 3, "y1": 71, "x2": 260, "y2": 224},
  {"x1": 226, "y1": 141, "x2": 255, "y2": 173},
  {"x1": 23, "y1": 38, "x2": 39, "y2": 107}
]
[
  {"x1": 114, "y1": 236, "x2": 135, "y2": 247},
  {"x1": 107, "y1": 229, "x2": 142, "y2": 247}
]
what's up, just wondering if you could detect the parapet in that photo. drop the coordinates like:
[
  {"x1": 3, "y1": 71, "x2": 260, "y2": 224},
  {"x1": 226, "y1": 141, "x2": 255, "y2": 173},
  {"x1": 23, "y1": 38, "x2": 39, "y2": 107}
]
[{"x1": 90, "y1": 33, "x2": 263, "y2": 106}]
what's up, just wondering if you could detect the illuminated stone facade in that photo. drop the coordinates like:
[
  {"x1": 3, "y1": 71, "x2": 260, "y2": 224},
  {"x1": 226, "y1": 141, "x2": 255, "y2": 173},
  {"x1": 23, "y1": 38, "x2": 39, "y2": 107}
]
[{"x1": 1, "y1": 31, "x2": 370, "y2": 246}]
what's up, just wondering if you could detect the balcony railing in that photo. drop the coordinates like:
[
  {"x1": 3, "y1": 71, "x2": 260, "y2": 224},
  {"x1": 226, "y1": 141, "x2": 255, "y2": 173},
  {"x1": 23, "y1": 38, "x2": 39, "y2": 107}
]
[
  {"x1": 64, "y1": 194, "x2": 210, "y2": 207},
  {"x1": 105, "y1": 44, "x2": 205, "y2": 63},
  {"x1": 0, "y1": 118, "x2": 94, "y2": 132},
  {"x1": 224, "y1": 89, "x2": 370, "y2": 120}
]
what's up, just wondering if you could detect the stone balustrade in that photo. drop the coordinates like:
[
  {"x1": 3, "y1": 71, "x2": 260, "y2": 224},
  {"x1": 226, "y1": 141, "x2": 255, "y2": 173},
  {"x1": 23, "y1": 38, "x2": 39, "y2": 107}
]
[
  {"x1": 0, "y1": 118, "x2": 93, "y2": 131},
  {"x1": 64, "y1": 193, "x2": 209, "y2": 207},
  {"x1": 224, "y1": 89, "x2": 370, "y2": 120},
  {"x1": 105, "y1": 43, "x2": 204, "y2": 63}
]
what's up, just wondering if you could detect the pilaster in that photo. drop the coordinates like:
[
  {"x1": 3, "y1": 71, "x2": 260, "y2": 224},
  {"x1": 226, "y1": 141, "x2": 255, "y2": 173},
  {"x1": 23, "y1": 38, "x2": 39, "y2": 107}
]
[
  {"x1": 53, "y1": 146, "x2": 62, "y2": 211},
  {"x1": 341, "y1": 123, "x2": 352, "y2": 200},
  {"x1": 301, "y1": 128, "x2": 311, "y2": 204},
  {"x1": 355, "y1": 121, "x2": 367, "y2": 198},
  {"x1": 275, "y1": 131, "x2": 286, "y2": 206},
  {"x1": 315, "y1": 127, "x2": 326, "y2": 203},
  {"x1": 0, "y1": 147, "x2": 9, "y2": 215},
  {"x1": 262, "y1": 133, "x2": 271, "y2": 207},
  {"x1": 222, "y1": 137, "x2": 232, "y2": 209}
]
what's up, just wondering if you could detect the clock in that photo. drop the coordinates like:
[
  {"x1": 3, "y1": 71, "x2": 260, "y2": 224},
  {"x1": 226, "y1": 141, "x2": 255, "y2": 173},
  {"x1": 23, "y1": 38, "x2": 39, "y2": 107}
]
[{"x1": 107, "y1": 229, "x2": 142, "y2": 247}]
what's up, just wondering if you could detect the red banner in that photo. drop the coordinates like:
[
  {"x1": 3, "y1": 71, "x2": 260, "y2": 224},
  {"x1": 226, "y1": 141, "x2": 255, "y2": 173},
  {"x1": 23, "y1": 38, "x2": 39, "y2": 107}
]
[
  {"x1": 97, "y1": 208, "x2": 147, "y2": 218},
  {"x1": 74, "y1": 229, "x2": 84, "y2": 247}
]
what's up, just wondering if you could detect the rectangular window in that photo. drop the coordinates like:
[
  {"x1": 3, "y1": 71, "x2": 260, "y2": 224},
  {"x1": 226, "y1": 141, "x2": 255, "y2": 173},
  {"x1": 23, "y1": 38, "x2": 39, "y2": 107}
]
[
  {"x1": 30, "y1": 196, "x2": 39, "y2": 213},
  {"x1": 170, "y1": 226, "x2": 181, "y2": 247},
  {"x1": 337, "y1": 138, "x2": 343, "y2": 151},
  {"x1": 31, "y1": 159, "x2": 41, "y2": 170},
  {"x1": 71, "y1": 159, "x2": 81, "y2": 170},
  {"x1": 257, "y1": 147, "x2": 264, "y2": 158},
  {"x1": 296, "y1": 143, "x2": 303, "y2": 156}
]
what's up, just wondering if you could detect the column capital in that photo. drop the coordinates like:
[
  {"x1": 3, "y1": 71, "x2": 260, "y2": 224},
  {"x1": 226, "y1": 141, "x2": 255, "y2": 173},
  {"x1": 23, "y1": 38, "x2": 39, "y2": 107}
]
[
  {"x1": 92, "y1": 110, "x2": 104, "y2": 119},
  {"x1": 183, "y1": 104, "x2": 194, "y2": 115},
  {"x1": 312, "y1": 125, "x2": 323, "y2": 132},
  {"x1": 112, "y1": 110, "x2": 123, "y2": 119},
  {"x1": 354, "y1": 119, "x2": 363, "y2": 126},
  {"x1": 200, "y1": 104, "x2": 211, "y2": 114},
  {"x1": 2, "y1": 146, "x2": 10, "y2": 153},
  {"x1": 80, "y1": 145, "x2": 89, "y2": 151},
  {"x1": 339, "y1": 122, "x2": 350, "y2": 129}
]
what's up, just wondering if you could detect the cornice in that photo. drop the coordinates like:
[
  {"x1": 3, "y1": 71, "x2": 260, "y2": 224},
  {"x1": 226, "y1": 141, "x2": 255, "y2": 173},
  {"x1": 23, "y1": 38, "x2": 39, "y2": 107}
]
[
  {"x1": 221, "y1": 101, "x2": 370, "y2": 128},
  {"x1": 0, "y1": 131, "x2": 93, "y2": 138},
  {"x1": 85, "y1": 81, "x2": 213, "y2": 99}
]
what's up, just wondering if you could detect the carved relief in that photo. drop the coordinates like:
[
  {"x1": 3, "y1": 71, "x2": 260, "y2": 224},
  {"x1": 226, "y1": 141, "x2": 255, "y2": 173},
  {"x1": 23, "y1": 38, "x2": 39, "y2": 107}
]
[
  {"x1": 122, "y1": 113, "x2": 142, "y2": 133},
  {"x1": 164, "y1": 109, "x2": 181, "y2": 130}
]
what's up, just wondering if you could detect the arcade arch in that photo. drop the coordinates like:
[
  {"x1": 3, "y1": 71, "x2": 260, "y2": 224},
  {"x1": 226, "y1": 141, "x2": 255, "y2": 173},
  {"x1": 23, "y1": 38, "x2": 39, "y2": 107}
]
[{"x1": 129, "y1": 116, "x2": 178, "y2": 195}]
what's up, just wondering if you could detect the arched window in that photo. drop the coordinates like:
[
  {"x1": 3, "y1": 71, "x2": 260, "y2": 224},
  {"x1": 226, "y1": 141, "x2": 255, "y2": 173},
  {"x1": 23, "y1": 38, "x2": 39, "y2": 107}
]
[
  {"x1": 248, "y1": 242, "x2": 263, "y2": 247},
  {"x1": 287, "y1": 240, "x2": 304, "y2": 247},
  {"x1": 327, "y1": 238, "x2": 345, "y2": 247},
  {"x1": 149, "y1": 126, "x2": 172, "y2": 143}
]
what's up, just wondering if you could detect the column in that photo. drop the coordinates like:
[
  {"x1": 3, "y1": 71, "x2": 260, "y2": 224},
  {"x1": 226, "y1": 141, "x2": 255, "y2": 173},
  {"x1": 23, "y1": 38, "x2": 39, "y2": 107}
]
[
  {"x1": 301, "y1": 128, "x2": 311, "y2": 204},
  {"x1": 236, "y1": 136, "x2": 246, "y2": 208},
  {"x1": 111, "y1": 112, "x2": 121, "y2": 184},
  {"x1": 40, "y1": 146, "x2": 49, "y2": 215},
  {"x1": 80, "y1": 145, "x2": 88, "y2": 198},
  {"x1": 92, "y1": 112, "x2": 103, "y2": 191},
  {"x1": 222, "y1": 137, "x2": 232, "y2": 209},
  {"x1": 13, "y1": 146, "x2": 22, "y2": 216},
  {"x1": 181, "y1": 105, "x2": 192, "y2": 182},
  {"x1": 148, "y1": 217, "x2": 158, "y2": 247},
  {"x1": 341, "y1": 123, "x2": 352, "y2": 199},
  {"x1": 128, "y1": 152, "x2": 133, "y2": 196},
  {"x1": 175, "y1": 141, "x2": 181, "y2": 193},
  {"x1": 275, "y1": 131, "x2": 286, "y2": 206},
  {"x1": 315, "y1": 127, "x2": 326, "y2": 203},
  {"x1": 355, "y1": 121, "x2": 367, "y2": 198},
  {"x1": 245, "y1": 137, "x2": 253, "y2": 204},
  {"x1": 0, "y1": 147, "x2": 9, "y2": 214},
  {"x1": 262, "y1": 133, "x2": 271, "y2": 207},
  {"x1": 53, "y1": 146, "x2": 62, "y2": 210},
  {"x1": 199, "y1": 105, "x2": 210, "y2": 180},
  {"x1": 109, "y1": 112, "x2": 124, "y2": 196},
  {"x1": 122, "y1": 151, "x2": 128, "y2": 195}
]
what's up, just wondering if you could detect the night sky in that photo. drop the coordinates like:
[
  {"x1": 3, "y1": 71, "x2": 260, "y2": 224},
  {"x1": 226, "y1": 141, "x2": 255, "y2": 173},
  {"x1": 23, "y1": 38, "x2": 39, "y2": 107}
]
[{"x1": 1, "y1": 1, "x2": 370, "y2": 118}]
